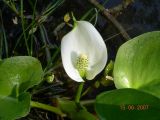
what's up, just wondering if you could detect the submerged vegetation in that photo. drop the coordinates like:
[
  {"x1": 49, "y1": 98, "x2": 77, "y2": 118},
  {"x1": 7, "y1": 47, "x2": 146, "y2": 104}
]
[{"x1": 0, "y1": 0, "x2": 160, "y2": 120}]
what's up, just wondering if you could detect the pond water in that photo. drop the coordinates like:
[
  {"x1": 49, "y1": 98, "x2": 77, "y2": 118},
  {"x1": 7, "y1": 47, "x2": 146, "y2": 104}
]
[
  {"x1": 96, "y1": 0, "x2": 160, "y2": 60},
  {"x1": 118, "y1": 0, "x2": 160, "y2": 35}
]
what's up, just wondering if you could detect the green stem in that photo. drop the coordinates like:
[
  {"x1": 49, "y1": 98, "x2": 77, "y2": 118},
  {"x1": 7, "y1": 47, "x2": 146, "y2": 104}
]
[
  {"x1": 30, "y1": 101, "x2": 66, "y2": 117},
  {"x1": 3, "y1": 0, "x2": 19, "y2": 16},
  {"x1": 71, "y1": 12, "x2": 77, "y2": 28},
  {"x1": 81, "y1": 99, "x2": 95, "y2": 106},
  {"x1": 20, "y1": 0, "x2": 30, "y2": 55},
  {"x1": 75, "y1": 82, "x2": 84, "y2": 104}
]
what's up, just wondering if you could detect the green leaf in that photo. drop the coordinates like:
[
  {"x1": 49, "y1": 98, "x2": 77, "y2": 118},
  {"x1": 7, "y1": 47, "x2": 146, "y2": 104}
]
[
  {"x1": 58, "y1": 99, "x2": 96, "y2": 120},
  {"x1": 0, "y1": 56, "x2": 43, "y2": 119},
  {"x1": 0, "y1": 56, "x2": 43, "y2": 96},
  {"x1": 0, "y1": 93, "x2": 31, "y2": 120},
  {"x1": 114, "y1": 31, "x2": 160, "y2": 98},
  {"x1": 95, "y1": 88, "x2": 160, "y2": 120}
]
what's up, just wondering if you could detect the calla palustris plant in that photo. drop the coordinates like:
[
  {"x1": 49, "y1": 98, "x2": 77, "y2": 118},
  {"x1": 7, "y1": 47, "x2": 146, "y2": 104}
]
[{"x1": 61, "y1": 21, "x2": 108, "y2": 82}]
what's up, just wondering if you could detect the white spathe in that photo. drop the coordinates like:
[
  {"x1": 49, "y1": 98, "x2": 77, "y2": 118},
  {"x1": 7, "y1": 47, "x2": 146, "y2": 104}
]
[{"x1": 61, "y1": 21, "x2": 108, "y2": 82}]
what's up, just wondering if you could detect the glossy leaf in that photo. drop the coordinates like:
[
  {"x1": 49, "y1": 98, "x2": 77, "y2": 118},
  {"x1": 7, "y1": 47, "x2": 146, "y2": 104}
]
[
  {"x1": 0, "y1": 56, "x2": 43, "y2": 119},
  {"x1": 95, "y1": 88, "x2": 160, "y2": 120},
  {"x1": 114, "y1": 31, "x2": 160, "y2": 98}
]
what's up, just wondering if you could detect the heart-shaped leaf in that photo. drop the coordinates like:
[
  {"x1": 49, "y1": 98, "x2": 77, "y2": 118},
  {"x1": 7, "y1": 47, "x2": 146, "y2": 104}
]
[
  {"x1": 0, "y1": 56, "x2": 43, "y2": 119},
  {"x1": 95, "y1": 88, "x2": 160, "y2": 120},
  {"x1": 114, "y1": 31, "x2": 160, "y2": 98}
]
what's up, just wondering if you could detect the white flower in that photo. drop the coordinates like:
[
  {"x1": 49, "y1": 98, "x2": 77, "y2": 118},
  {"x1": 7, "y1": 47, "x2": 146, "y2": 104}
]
[{"x1": 61, "y1": 21, "x2": 108, "y2": 82}]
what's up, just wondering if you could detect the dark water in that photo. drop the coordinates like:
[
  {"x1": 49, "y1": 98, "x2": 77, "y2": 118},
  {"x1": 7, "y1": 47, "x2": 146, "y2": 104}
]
[
  {"x1": 102, "y1": 0, "x2": 160, "y2": 36},
  {"x1": 119, "y1": 0, "x2": 160, "y2": 35},
  {"x1": 95, "y1": 0, "x2": 160, "y2": 60}
]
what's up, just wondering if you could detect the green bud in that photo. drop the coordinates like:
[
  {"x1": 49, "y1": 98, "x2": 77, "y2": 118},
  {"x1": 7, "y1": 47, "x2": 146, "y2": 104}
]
[{"x1": 46, "y1": 74, "x2": 54, "y2": 83}]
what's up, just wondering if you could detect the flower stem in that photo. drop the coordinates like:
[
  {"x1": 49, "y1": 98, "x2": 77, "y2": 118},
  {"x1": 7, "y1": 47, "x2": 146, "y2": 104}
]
[
  {"x1": 75, "y1": 82, "x2": 84, "y2": 104},
  {"x1": 71, "y1": 12, "x2": 77, "y2": 28},
  {"x1": 30, "y1": 101, "x2": 66, "y2": 117}
]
